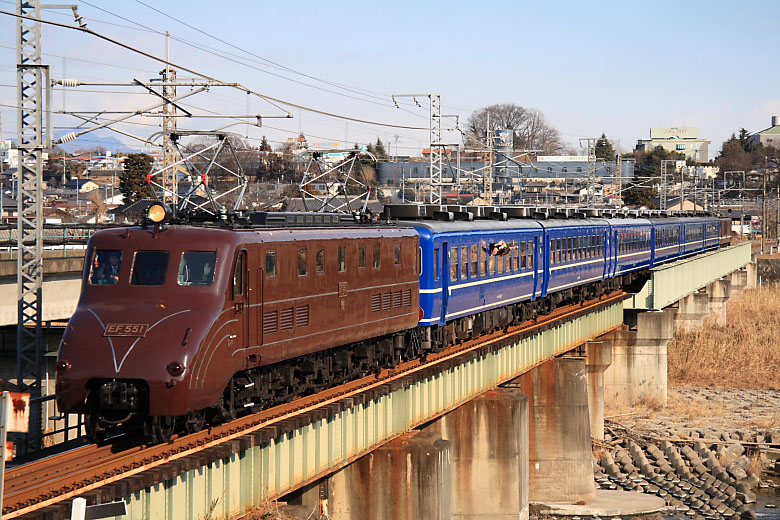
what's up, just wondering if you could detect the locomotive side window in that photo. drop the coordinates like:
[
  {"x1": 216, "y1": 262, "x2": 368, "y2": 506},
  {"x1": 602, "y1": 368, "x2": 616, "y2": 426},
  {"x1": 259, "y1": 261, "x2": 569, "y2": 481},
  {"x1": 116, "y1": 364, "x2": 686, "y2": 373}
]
[
  {"x1": 297, "y1": 248, "x2": 307, "y2": 276},
  {"x1": 373, "y1": 244, "x2": 381, "y2": 268},
  {"x1": 178, "y1": 251, "x2": 216, "y2": 286},
  {"x1": 359, "y1": 246, "x2": 366, "y2": 268},
  {"x1": 316, "y1": 249, "x2": 325, "y2": 273},
  {"x1": 233, "y1": 252, "x2": 244, "y2": 297},
  {"x1": 394, "y1": 245, "x2": 401, "y2": 265},
  {"x1": 338, "y1": 246, "x2": 346, "y2": 272},
  {"x1": 266, "y1": 251, "x2": 277, "y2": 277},
  {"x1": 131, "y1": 251, "x2": 169, "y2": 286},
  {"x1": 90, "y1": 249, "x2": 123, "y2": 285}
]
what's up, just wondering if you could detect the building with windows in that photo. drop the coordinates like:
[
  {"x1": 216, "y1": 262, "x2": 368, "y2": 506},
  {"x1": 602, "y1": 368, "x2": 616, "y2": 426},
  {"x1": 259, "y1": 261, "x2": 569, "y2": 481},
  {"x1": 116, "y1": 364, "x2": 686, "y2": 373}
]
[
  {"x1": 635, "y1": 127, "x2": 710, "y2": 162},
  {"x1": 748, "y1": 116, "x2": 780, "y2": 148}
]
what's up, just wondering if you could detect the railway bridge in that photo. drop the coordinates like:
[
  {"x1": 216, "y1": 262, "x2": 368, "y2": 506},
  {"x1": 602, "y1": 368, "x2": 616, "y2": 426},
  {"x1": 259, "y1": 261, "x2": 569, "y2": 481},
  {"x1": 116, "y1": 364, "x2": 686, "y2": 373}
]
[{"x1": 1, "y1": 242, "x2": 754, "y2": 519}]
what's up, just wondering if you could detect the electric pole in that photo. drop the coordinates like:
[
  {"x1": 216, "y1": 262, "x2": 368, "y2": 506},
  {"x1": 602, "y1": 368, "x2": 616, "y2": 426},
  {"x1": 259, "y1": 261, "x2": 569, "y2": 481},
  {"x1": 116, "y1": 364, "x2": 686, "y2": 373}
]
[
  {"x1": 160, "y1": 31, "x2": 178, "y2": 209},
  {"x1": 580, "y1": 138, "x2": 597, "y2": 206}
]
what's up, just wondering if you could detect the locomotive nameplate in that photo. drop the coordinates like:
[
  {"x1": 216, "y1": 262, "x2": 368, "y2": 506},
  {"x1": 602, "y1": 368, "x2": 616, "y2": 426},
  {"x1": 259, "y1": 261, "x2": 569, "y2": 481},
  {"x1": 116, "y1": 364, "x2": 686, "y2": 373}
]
[{"x1": 104, "y1": 323, "x2": 149, "y2": 337}]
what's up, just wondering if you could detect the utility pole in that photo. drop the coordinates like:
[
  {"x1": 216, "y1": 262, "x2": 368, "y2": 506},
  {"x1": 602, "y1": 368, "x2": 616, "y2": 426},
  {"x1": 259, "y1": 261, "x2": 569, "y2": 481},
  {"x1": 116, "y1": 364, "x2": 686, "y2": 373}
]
[
  {"x1": 762, "y1": 171, "x2": 767, "y2": 254},
  {"x1": 484, "y1": 114, "x2": 493, "y2": 203},
  {"x1": 615, "y1": 153, "x2": 622, "y2": 204},
  {"x1": 659, "y1": 160, "x2": 677, "y2": 211},
  {"x1": 580, "y1": 138, "x2": 597, "y2": 206},
  {"x1": 15, "y1": 0, "x2": 48, "y2": 453},
  {"x1": 160, "y1": 31, "x2": 178, "y2": 209}
]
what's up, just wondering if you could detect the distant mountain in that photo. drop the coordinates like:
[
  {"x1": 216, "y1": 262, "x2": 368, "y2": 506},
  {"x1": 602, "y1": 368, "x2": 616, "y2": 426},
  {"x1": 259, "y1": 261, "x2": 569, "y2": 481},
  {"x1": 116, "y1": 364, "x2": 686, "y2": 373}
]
[{"x1": 55, "y1": 131, "x2": 142, "y2": 154}]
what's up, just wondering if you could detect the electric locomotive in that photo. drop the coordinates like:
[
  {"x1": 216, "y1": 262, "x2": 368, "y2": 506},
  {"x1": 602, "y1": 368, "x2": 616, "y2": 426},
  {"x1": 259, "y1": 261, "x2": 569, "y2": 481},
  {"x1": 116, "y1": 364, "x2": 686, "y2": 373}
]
[{"x1": 56, "y1": 204, "x2": 420, "y2": 442}]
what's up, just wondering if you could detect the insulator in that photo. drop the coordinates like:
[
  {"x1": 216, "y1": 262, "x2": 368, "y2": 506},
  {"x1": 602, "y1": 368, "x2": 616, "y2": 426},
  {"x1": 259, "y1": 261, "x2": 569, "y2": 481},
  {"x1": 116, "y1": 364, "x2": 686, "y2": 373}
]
[
  {"x1": 56, "y1": 79, "x2": 80, "y2": 87},
  {"x1": 59, "y1": 132, "x2": 78, "y2": 143}
]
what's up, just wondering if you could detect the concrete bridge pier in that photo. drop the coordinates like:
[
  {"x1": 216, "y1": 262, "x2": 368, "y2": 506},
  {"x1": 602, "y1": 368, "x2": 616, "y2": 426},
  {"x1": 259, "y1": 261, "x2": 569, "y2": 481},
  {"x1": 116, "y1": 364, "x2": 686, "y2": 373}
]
[
  {"x1": 746, "y1": 255, "x2": 758, "y2": 288},
  {"x1": 289, "y1": 431, "x2": 453, "y2": 520},
  {"x1": 512, "y1": 357, "x2": 595, "y2": 505},
  {"x1": 706, "y1": 278, "x2": 731, "y2": 326},
  {"x1": 603, "y1": 310, "x2": 672, "y2": 407},
  {"x1": 730, "y1": 268, "x2": 748, "y2": 296},
  {"x1": 424, "y1": 388, "x2": 530, "y2": 520},
  {"x1": 585, "y1": 341, "x2": 612, "y2": 441},
  {"x1": 673, "y1": 290, "x2": 710, "y2": 331}
]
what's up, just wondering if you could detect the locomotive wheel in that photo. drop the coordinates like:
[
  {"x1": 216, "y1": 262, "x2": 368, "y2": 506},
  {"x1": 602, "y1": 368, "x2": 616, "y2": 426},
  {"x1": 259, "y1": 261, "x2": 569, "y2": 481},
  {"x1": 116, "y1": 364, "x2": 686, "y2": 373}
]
[
  {"x1": 85, "y1": 412, "x2": 106, "y2": 445},
  {"x1": 185, "y1": 410, "x2": 206, "y2": 434},
  {"x1": 150, "y1": 416, "x2": 176, "y2": 443}
]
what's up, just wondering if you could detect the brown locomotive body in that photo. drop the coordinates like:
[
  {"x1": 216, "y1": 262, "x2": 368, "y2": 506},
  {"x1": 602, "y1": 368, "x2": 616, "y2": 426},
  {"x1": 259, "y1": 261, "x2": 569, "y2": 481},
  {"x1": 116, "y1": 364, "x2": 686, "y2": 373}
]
[{"x1": 56, "y1": 223, "x2": 419, "y2": 437}]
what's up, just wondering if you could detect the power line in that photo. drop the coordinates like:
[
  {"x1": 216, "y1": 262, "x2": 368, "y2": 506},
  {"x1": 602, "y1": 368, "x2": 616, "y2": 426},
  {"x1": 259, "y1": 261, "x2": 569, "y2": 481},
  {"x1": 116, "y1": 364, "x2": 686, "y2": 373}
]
[{"x1": 0, "y1": 9, "x2": 430, "y2": 131}]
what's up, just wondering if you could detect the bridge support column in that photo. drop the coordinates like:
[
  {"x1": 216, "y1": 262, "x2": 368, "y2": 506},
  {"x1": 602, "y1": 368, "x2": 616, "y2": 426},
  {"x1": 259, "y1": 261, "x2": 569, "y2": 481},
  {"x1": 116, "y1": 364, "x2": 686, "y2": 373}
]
[
  {"x1": 746, "y1": 256, "x2": 758, "y2": 288},
  {"x1": 424, "y1": 388, "x2": 530, "y2": 520},
  {"x1": 513, "y1": 357, "x2": 595, "y2": 505},
  {"x1": 585, "y1": 341, "x2": 612, "y2": 441},
  {"x1": 314, "y1": 431, "x2": 453, "y2": 520},
  {"x1": 674, "y1": 291, "x2": 710, "y2": 331},
  {"x1": 706, "y1": 278, "x2": 731, "y2": 326},
  {"x1": 730, "y1": 268, "x2": 748, "y2": 296},
  {"x1": 603, "y1": 310, "x2": 672, "y2": 407}
]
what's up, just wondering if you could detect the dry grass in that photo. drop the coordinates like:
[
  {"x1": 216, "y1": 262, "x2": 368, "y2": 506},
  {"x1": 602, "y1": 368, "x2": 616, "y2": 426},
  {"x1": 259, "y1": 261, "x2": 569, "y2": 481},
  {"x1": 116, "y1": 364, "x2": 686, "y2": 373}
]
[
  {"x1": 668, "y1": 286, "x2": 780, "y2": 389},
  {"x1": 746, "y1": 452, "x2": 768, "y2": 479}
]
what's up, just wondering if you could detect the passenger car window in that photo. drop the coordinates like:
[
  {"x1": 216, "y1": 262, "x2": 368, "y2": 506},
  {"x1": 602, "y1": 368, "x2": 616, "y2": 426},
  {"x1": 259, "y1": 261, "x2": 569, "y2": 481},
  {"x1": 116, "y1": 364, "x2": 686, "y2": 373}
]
[
  {"x1": 298, "y1": 248, "x2": 307, "y2": 275},
  {"x1": 90, "y1": 249, "x2": 123, "y2": 285},
  {"x1": 266, "y1": 251, "x2": 276, "y2": 277},
  {"x1": 471, "y1": 245, "x2": 478, "y2": 278},
  {"x1": 373, "y1": 244, "x2": 381, "y2": 268},
  {"x1": 433, "y1": 248, "x2": 439, "y2": 280},
  {"x1": 132, "y1": 251, "x2": 169, "y2": 286},
  {"x1": 338, "y1": 246, "x2": 346, "y2": 272},
  {"x1": 178, "y1": 251, "x2": 217, "y2": 286},
  {"x1": 316, "y1": 249, "x2": 325, "y2": 272},
  {"x1": 461, "y1": 246, "x2": 468, "y2": 279},
  {"x1": 450, "y1": 247, "x2": 458, "y2": 281}
]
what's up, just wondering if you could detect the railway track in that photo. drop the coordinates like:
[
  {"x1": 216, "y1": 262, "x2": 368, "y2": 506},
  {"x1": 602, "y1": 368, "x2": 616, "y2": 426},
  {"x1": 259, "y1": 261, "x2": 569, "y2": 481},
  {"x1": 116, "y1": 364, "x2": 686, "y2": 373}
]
[{"x1": 2, "y1": 291, "x2": 627, "y2": 518}]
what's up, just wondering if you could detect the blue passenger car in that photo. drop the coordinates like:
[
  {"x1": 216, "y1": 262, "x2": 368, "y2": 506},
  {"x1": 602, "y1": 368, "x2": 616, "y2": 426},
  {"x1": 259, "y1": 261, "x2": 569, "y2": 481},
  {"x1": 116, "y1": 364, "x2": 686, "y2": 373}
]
[
  {"x1": 409, "y1": 220, "x2": 543, "y2": 326},
  {"x1": 650, "y1": 218, "x2": 682, "y2": 265},
  {"x1": 540, "y1": 220, "x2": 609, "y2": 297},
  {"x1": 606, "y1": 218, "x2": 653, "y2": 276}
]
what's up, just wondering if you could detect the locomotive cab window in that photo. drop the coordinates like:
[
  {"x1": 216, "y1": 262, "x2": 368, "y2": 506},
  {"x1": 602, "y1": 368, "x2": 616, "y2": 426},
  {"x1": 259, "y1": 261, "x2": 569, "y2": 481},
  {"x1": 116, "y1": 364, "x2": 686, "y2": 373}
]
[
  {"x1": 131, "y1": 251, "x2": 169, "y2": 286},
  {"x1": 90, "y1": 249, "x2": 123, "y2": 285},
  {"x1": 178, "y1": 251, "x2": 217, "y2": 286}
]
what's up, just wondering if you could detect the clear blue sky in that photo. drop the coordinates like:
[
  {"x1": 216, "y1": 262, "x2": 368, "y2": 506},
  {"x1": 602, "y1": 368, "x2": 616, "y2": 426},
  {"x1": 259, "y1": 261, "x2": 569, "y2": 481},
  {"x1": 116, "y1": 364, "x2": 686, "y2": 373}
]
[{"x1": 0, "y1": 0, "x2": 778, "y2": 159}]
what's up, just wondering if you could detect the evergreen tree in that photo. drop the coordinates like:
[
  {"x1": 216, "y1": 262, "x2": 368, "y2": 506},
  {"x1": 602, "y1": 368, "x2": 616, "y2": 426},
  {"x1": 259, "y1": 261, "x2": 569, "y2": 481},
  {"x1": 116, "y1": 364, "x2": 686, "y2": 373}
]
[
  {"x1": 120, "y1": 153, "x2": 155, "y2": 203},
  {"x1": 374, "y1": 137, "x2": 389, "y2": 160},
  {"x1": 594, "y1": 133, "x2": 616, "y2": 161},
  {"x1": 259, "y1": 136, "x2": 272, "y2": 152}
]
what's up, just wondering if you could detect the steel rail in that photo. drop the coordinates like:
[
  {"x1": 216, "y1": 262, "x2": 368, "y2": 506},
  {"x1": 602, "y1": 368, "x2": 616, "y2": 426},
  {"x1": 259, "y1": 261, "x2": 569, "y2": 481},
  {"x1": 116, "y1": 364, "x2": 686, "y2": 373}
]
[{"x1": 3, "y1": 291, "x2": 627, "y2": 517}]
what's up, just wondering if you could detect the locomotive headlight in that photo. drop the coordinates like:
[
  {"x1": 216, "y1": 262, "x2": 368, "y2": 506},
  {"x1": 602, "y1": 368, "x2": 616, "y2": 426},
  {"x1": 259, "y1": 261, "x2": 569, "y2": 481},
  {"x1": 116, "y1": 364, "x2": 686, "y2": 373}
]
[
  {"x1": 166, "y1": 361, "x2": 185, "y2": 377},
  {"x1": 147, "y1": 202, "x2": 171, "y2": 224}
]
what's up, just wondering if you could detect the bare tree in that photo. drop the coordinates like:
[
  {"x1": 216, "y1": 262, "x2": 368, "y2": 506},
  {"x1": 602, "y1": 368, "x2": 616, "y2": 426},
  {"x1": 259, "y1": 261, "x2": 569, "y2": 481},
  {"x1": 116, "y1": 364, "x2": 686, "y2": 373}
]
[
  {"x1": 466, "y1": 103, "x2": 566, "y2": 154},
  {"x1": 87, "y1": 189, "x2": 107, "y2": 220}
]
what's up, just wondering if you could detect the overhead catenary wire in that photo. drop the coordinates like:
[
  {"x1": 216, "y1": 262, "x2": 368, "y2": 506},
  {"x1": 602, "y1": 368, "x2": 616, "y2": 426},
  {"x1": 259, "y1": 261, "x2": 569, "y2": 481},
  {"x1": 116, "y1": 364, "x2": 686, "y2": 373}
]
[{"x1": 0, "y1": 9, "x2": 431, "y2": 133}]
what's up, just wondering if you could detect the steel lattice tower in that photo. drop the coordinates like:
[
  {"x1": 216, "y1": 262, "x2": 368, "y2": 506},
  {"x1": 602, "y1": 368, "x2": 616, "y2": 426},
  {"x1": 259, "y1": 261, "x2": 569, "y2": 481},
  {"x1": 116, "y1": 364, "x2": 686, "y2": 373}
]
[{"x1": 16, "y1": 0, "x2": 48, "y2": 451}]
